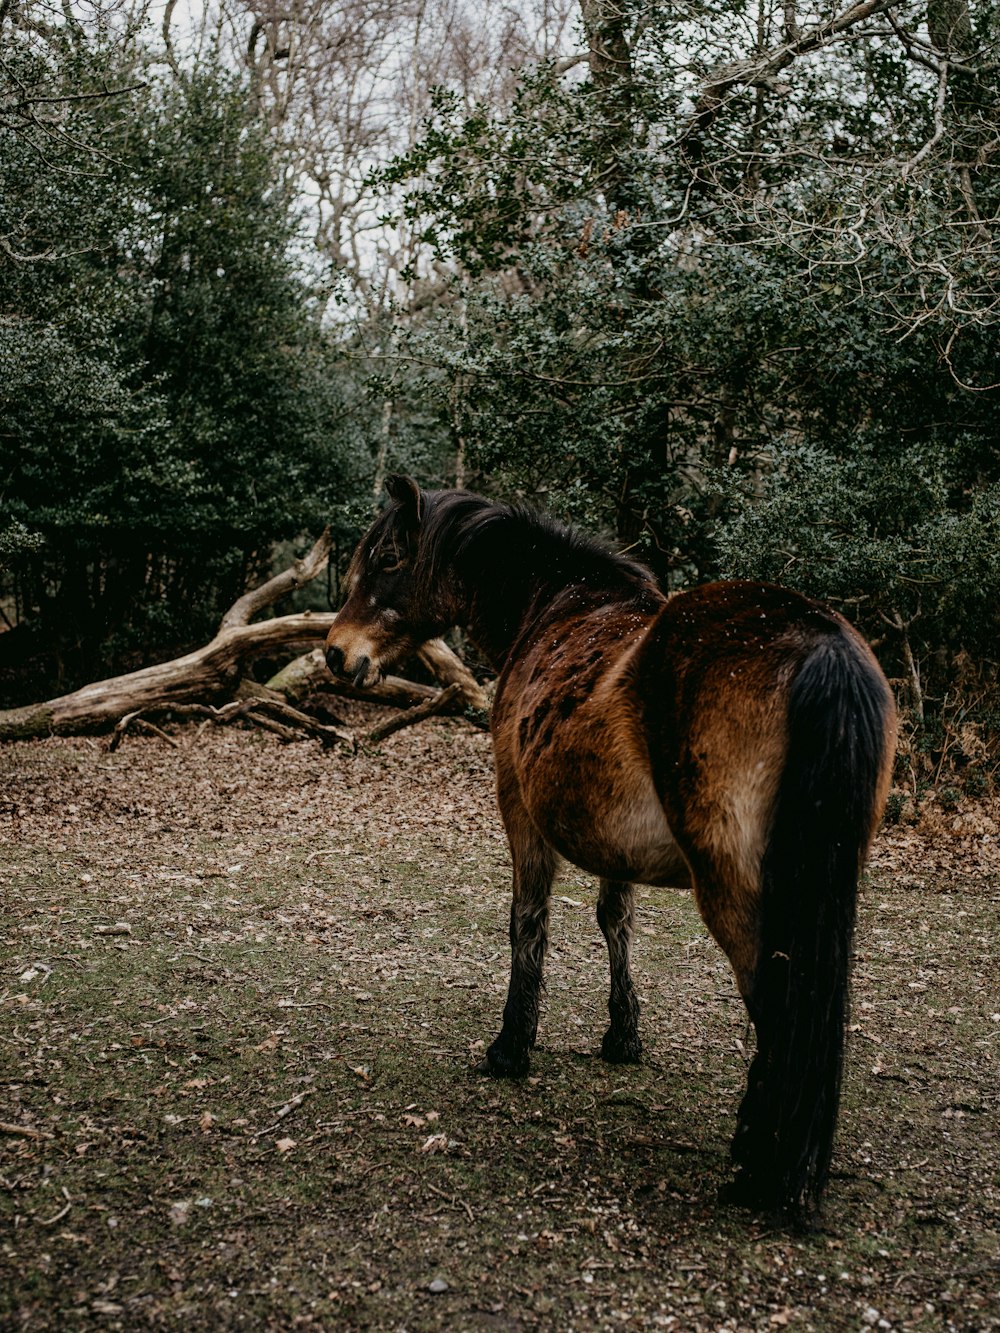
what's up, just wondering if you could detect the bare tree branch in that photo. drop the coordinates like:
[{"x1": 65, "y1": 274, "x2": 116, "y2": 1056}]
[
  {"x1": 682, "y1": 0, "x2": 895, "y2": 151},
  {"x1": 220, "y1": 527, "x2": 332, "y2": 629},
  {"x1": 366, "y1": 681, "x2": 461, "y2": 742}
]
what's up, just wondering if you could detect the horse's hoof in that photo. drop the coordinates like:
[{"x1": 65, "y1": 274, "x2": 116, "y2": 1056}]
[
  {"x1": 719, "y1": 1171, "x2": 804, "y2": 1222},
  {"x1": 718, "y1": 1171, "x2": 762, "y2": 1210},
  {"x1": 601, "y1": 1029, "x2": 642, "y2": 1064},
  {"x1": 477, "y1": 1040, "x2": 529, "y2": 1079}
]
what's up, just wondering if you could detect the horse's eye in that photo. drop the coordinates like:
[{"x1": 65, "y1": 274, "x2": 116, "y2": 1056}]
[{"x1": 378, "y1": 554, "x2": 404, "y2": 574}]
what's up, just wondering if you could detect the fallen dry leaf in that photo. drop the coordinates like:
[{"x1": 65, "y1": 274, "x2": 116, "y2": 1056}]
[{"x1": 418, "y1": 1134, "x2": 453, "y2": 1155}]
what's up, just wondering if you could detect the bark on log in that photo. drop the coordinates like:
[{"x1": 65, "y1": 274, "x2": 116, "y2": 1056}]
[{"x1": 416, "y1": 641, "x2": 490, "y2": 712}]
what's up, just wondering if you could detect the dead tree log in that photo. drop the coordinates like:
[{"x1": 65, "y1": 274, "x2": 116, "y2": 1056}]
[
  {"x1": 0, "y1": 611, "x2": 344, "y2": 741},
  {"x1": 415, "y1": 641, "x2": 489, "y2": 712},
  {"x1": 264, "y1": 647, "x2": 490, "y2": 716},
  {"x1": 0, "y1": 530, "x2": 489, "y2": 741}
]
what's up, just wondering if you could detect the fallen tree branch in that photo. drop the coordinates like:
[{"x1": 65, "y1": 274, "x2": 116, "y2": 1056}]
[
  {"x1": 246, "y1": 694, "x2": 355, "y2": 747},
  {"x1": 265, "y1": 648, "x2": 438, "y2": 708},
  {"x1": 263, "y1": 634, "x2": 491, "y2": 715},
  {"x1": 367, "y1": 683, "x2": 463, "y2": 743},
  {"x1": 1, "y1": 518, "x2": 489, "y2": 739},
  {"x1": 35, "y1": 1200, "x2": 72, "y2": 1228},
  {"x1": 0, "y1": 613, "x2": 334, "y2": 741},
  {"x1": 220, "y1": 528, "x2": 332, "y2": 630},
  {"x1": 417, "y1": 641, "x2": 490, "y2": 712},
  {"x1": 109, "y1": 696, "x2": 355, "y2": 751},
  {"x1": 110, "y1": 701, "x2": 255, "y2": 750},
  {"x1": 131, "y1": 718, "x2": 183, "y2": 749},
  {"x1": 264, "y1": 648, "x2": 490, "y2": 726},
  {"x1": 0, "y1": 1121, "x2": 54, "y2": 1140}
]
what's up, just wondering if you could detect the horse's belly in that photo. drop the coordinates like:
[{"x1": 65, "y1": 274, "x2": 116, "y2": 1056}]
[{"x1": 526, "y1": 769, "x2": 689, "y2": 888}]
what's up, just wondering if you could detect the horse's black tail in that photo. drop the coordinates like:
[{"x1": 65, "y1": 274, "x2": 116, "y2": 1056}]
[{"x1": 731, "y1": 630, "x2": 895, "y2": 1217}]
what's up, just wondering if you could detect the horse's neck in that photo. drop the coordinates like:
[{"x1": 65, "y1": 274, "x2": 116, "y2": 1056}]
[
  {"x1": 449, "y1": 511, "x2": 653, "y2": 668},
  {"x1": 464, "y1": 577, "x2": 557, "y2": 668}
]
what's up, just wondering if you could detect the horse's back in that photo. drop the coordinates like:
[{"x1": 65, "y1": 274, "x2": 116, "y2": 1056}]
[
  {"x1": 637, "y1": 579, "x2": 887, "y2": 790},
  {"x1": 492, "y1": 578, "x2": 891, "y2": 905}
]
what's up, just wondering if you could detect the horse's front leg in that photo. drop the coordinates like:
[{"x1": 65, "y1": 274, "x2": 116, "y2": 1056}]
[
  {"x1": 597, "y1": 878, "x2": 642, "y2": 1064},
  {"x1": 482, "y1": 814, "x2": 558, "y2": 1079}
]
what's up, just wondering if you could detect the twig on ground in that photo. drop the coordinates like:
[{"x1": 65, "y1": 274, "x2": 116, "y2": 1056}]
[
  {"x1": 135, "y1": 718, "x2": 182, "y2": 747},
  {"x1": 0, "y1": 1122, "x2": 54, "y2": 1140},
  {"x1": 109, "y1": 696, "x2": 354, "y2": 751},
  {"x1": 34, "y1": 1190, "x2": 72, "y2": 1227},
  {"x1": 110, "y1": 701, "x2": 255, "y2": 751},
  {"x1": 367, "y1": 683, "x2": 462, "y2": 743},
  {"x1": 425, "y1": 1180, "x2": 475, "y2": 1223},
  {"x1": 250, "y1": 1088, "x2": 316, "y2": 1138}
]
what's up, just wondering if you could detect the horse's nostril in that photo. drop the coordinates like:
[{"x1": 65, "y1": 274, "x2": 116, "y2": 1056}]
[{"x1": 326, "y1": 645, "x2": 345, "y2": 677}]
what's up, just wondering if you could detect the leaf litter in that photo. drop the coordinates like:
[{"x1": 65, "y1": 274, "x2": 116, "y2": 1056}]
[{"x1": 1, "y1": 704, "x2": 998, "y2": 1330}]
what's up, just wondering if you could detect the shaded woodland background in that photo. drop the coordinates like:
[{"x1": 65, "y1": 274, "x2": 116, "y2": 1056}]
[{"x1": 1, "y1": 0, "x2": 998, "y2": 790}]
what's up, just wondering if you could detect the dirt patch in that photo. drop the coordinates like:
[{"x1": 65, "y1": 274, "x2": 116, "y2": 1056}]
[{"x1": 2, "y1": 713, "x2": 999, "y2": 1330}]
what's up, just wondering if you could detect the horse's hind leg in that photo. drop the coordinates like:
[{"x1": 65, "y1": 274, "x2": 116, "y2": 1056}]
[
  {"x1": 597, "y1": 879, "x2": 642, "y2": 1064},
  {"x1": 481, "y1": 814, "x2": 558, "y2": 1079},
  {"x1": 686, "y1": 863, "x2": 769, "y2": 1194}
]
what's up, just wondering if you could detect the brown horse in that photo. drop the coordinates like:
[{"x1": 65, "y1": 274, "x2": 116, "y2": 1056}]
[{"x1": 326, "y1": 476, "x2": 896, "y2": 1215}]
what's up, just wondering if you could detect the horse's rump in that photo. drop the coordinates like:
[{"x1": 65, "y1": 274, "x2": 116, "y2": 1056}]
[
  {"x1": 636, "y1": 579, "x2": 895, "y2": 1208},
  {"x1": 638, "y1": 580, "x2": 866, "y2": 887}
]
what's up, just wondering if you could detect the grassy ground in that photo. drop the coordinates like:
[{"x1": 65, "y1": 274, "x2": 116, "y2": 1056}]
[{"x1": 1, "y1": 716, "x2": 999, "y2": 1331}]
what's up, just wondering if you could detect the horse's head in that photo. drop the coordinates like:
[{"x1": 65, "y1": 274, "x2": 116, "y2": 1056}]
[{"x1": 326, "y1": 475, "x2": 445, "y2": 688}]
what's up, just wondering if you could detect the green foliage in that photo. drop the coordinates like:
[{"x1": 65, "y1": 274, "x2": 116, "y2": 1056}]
[
  {"x1": 716, "y1": 445, "x2": 1000, "y2": 654},
  {"x1": 381, "y1": 73, "x2": 591, "y2": 277},
  {"x1": 0, "y1": 521, "x2": 44, "y2": 569},
  {"x1": 1, "y1": 35, "x2": 358, "y2": 696}
]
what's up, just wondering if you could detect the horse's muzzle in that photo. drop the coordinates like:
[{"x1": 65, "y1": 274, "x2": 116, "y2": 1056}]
[{"x1": 326, "y1": 645, "x2": 373, "y2": 688}]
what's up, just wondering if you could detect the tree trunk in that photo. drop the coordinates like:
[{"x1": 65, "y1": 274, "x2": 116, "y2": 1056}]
[{"x1": 579, "y1": 0, "x2": 634, "y2": 210}]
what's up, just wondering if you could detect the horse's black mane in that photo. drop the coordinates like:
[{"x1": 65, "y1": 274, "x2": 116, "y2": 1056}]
[{"x1": 417, "y1": 489, "x2": 656, "y2": 601}]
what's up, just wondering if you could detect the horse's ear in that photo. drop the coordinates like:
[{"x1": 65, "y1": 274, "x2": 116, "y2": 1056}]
[{"x1": 385, "y1": 474, "x2": 423, "y2": 523}]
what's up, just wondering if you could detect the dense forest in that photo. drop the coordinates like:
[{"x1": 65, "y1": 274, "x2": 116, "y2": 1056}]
[{"x1": 1, "y1": 0, "x2": 998, "y2": 783}]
